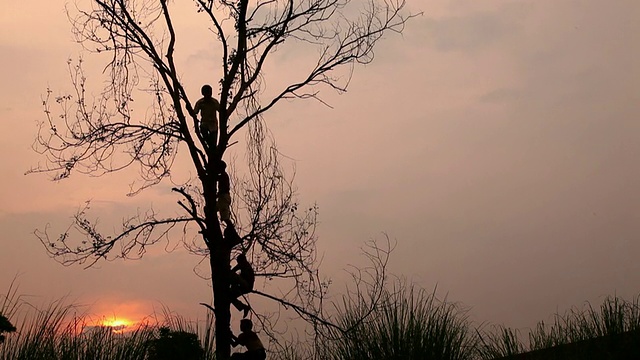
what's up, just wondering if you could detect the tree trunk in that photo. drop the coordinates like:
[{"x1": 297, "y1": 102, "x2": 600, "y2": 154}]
[
  {"x1": 211, "y1": 246, "x2": 231, "y2": 359},
  {"x1": 204, "y1": 174, "x2": 232, "y2": 359}
]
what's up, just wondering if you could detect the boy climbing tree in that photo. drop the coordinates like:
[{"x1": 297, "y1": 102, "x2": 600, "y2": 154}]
[
  {"x1": 231, "y1": 319, "x2": 266, "y2": 360},
  {"x1": 230, "y1": 254, "x2": 254, "y2": 318},
  {"x1": 194, "y1": 84, "x2": 220, "y2": 146}
]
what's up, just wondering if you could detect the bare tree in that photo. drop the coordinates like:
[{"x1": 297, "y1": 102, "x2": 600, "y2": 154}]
[{"x1": 28, "y1": 0, "x2": 412, "y2": 358}]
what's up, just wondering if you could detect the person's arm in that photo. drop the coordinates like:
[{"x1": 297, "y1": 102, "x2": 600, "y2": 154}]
[
  {"x1": 230, "y1": 333, "x2": 239, "y2": 347},
  {"x1": 231, "y1": 263, "x2": 240, "y2": 273},
  {"x1": 194, "y1": 99, "x2": 201, "y2": 115}
]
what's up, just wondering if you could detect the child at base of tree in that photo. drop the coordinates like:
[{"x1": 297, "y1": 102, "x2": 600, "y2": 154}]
[
  {"x1": 194, "y1": 84, "x2": 220, "y2": 145},
  {"x1": 231, "y1": 319, "x2": 266, "y2": 360}
]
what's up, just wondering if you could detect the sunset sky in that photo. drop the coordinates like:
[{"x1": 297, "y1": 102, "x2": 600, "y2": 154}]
[{"x1": 1, "y1": 0, "x2": 639, "y2": 334}]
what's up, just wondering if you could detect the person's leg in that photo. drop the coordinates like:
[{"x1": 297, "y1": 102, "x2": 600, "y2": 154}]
[
  {"x1": 229, "y1": 275, "x2": 251, "y2": 317},
  {"x1": 230, "y1": 297, "x2": 243, "y2": 311},
  {"x1": 200, "y1": 124, "x2": 211, "y2": 144},
  {"x1": 199, "y1": 124, "x2": 208, "y2": 138},
  {"x1": 209, "y1": 128, "x2": 218, "y2": 148},
  {"x1": 230, "y1": 271, "x2": 251, "y2": 294},
  {"x1": 236, "y1": 276, "x2": 251, "y2": 291},
  {"x1": 230, "y1": 275, "x2": 250, "y2": 296},
  {"x1": 231, "y1": 297, "x2": 251, "y2": 317},
  {"x1": 229, "y1": 273, "x2": 240, "y2": 289},
  {"x1": 199, "y1": 123, "x2": 218, "y2": 148}
]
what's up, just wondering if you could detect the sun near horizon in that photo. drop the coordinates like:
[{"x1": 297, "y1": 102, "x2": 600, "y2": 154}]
[{"x1": 95, "y1": 316, "x2": 139, "y2": 333}]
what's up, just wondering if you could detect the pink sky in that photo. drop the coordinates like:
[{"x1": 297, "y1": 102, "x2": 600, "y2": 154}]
[{"x1": 1, "y1": 0, "x2": 639, "y2": 334}]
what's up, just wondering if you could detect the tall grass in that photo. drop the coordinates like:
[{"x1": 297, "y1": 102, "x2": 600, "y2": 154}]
[
  {"x1": 3, "y1": 280, "x2": 640, "y2": 360},
  {"x1": 0, "y1": 297, "x2": 156, "y2": 360},
  {"x1": 476, "y1": 294, "x2": 640, "y2": 359},
  {"x1": 318, "y1": 283, "x2": 477, "y2": 360},
  {"x1": 475, "y1": 325, "x2": 524, "y2": 359},
  {"x1": 528, "y1": 294, "x2": 640, "y2": 350},
  {"x1": 0, "y1": 290, "x2": 216, "y2": 360}
]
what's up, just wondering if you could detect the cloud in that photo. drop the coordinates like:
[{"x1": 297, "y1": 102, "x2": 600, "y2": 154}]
[
  {"x1": 479, "y1": 88, "x2": 522, "y2": 103},
  {"x1": 414, "y1": 3, "x2": 530, "y2": 53}
]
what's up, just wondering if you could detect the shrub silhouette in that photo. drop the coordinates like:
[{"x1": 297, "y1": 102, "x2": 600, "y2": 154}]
[
  {"x1": 0, "y1": 314, "x2": 16, "y2": 344},
  {"x1": 147, "y1": 327, "x2": 203, "y2": 360}
]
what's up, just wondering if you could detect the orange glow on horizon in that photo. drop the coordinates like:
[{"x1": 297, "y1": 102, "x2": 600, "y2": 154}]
[
  {"x1": 101, "y1": 317, "x2": 132, "y2": 328},
  {"x1": 95, "y1": 316, "x2": 137, "y2": 333},
  {"x1": 88, "y1": 301, "x2": 156, "y2": 334}
]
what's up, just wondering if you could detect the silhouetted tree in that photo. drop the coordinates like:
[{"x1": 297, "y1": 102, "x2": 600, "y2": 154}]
[{"x1": 29, "y1": 0, "x2": 412, "y2": 358}]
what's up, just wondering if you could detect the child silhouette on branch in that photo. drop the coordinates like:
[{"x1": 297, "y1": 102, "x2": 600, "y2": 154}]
[{"x1": 194, "y1": 84, "x2": 219, "y2": 146}]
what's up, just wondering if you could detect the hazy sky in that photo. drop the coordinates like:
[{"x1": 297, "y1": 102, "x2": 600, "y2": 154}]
[{"x1": 1, "y1": 0, "x2": 639, "y2": 333}]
